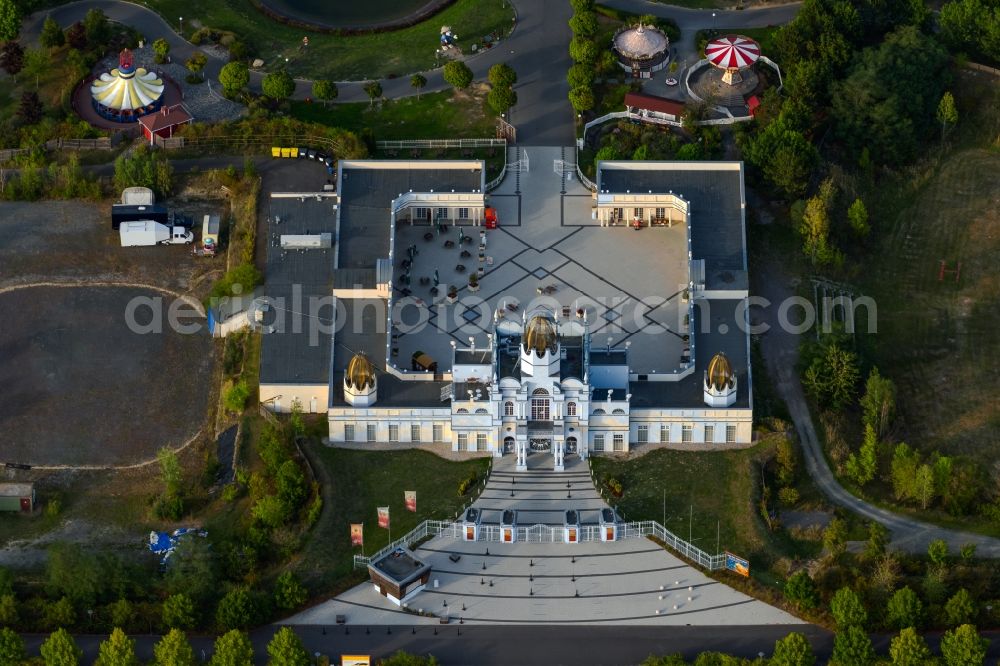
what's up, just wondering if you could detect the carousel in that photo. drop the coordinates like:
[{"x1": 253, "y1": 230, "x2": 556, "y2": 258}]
[
  {"x1": 612, "y1": 23, "x2": 670, "y2": 77},
  {"x1": 704, "y1": 34, "x2": 760, "y2": 85},
  {"x1": 90, "y1": 48, "x2": 165, "y2": 122}
]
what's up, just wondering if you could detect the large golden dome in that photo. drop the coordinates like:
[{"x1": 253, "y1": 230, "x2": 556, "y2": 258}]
[
  {"x1": 705, "y1": 352, "x2": 735, "y2": 391},
  {"x1": 523, "y1": 314, "x2": 558, "y2": 356},
  {"x1": 345, "y1": 353, "x2": 376, "y2": 390}
]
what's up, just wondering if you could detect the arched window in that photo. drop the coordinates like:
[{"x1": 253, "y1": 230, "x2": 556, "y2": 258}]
[
  {"x1": 504, "y1": 401, "x2": 514, "y2": 416},
  {"x1": 612, "y1": 408, "x2": 626, "y2": 415},
  {"x1": 456, "y1": 408, "x2": 469, "y2": 414},
  {"x1": 566, "y1": 401, "x2": 577, "y2": 417},
  {"x1": 475, "y1": 408, "x2": 489, "y2": 415},
  {"x1": 532, "y1": 388, "x2": 549, "y2": 396},
  {"x1": 592, "y1": 408, "x2": 606, "y2": 415}
]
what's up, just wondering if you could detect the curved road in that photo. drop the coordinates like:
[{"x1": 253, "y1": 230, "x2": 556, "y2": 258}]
[{"x1": 22, "y1": 0, "x2": 798, "y2": 144}]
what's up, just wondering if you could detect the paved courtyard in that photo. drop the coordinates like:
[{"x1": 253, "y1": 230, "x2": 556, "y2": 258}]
[
  {"x1": 286, "y1": 454, "x2": 802, "y2": 627},
  {"x1": 390, "y1": 147, "x2": 690, "y2": 377}
]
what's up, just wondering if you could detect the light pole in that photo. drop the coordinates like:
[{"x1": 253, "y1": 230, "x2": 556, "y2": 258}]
[
  {"x1": 711, "y1": 13, "x2": 716, "y2": 34},
  {"x1": 179, "y1": 16, "x2": 183, "y2": 33}
]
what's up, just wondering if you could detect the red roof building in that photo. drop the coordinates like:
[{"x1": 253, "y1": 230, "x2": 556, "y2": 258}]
[
  {"x1": 138, "y1": 104, "x2": 193, "y2": 145},
  {"x1": 624, "y1": 92, "x2": 686, "y2": 121},
  {"x1": 746, "y1": 95, "x2": 761, "y2": 117}
]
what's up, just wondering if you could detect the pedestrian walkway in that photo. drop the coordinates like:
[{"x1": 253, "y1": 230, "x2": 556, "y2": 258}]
[{"x1": 285, "y1": 454, "x2": 803, "y2": 626}]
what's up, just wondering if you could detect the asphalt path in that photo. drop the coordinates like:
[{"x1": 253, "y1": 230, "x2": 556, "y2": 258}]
[{"x1": 20, "y1": 0, "x2": 800, "y2": 144}]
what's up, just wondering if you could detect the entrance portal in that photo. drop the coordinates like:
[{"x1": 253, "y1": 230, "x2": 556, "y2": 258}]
[
  {"x1": 503, "y1": 437, "x2": 515, "y2": 454},
  {"x1": 566, "y1": 437, "x2": 577, "y2": 454},
  {"x1": 529, "y1": 438, "x2": 551, "y2": 452}
]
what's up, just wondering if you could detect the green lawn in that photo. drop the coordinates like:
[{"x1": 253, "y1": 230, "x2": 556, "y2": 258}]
[
  {"x1": 294, "y1": 447, "x2": 490, "y2": 593},
  {"x1": 144, "y1": 0, "x2": 515, "y2": 81},
  {"x1": 290, "y1": 89, "x2": 498, "y2": 140}
]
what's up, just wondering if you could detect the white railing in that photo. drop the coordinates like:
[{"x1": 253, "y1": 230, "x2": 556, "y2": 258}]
[
  {"x1": 355, "y1": 518, "x2": 726, "y2": 569},
  {"x1": 377, "y1": 138, "x2": 508, "y2": 150},
  {"x1": 574, "y1": 146, "x2": 598, "y2": 192},
  {"x1": 485, "y1": 159, "x2": 507, "y2": 191}
]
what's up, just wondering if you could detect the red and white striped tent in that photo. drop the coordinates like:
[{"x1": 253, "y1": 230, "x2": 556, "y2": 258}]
[{"x1": 704, "y1": 34, "x2": 761, "y2": 84}]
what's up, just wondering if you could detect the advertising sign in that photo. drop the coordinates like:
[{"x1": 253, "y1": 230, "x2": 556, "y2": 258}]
[
  {"x1": 725, "y1": 552, "x2": 750, "y2": 577},
  {"x1": 377, "y1": 506, "x2": 390, "y2": 529},
  {"x1": 350, "y1": 524, "x2": 363, "y2": 547},
  {"x1": 341, "y1": 657, "x2": 370, "y2": 666},
  {"x1": 404, "y1": 491, "x2": 416, "y2": 513}
]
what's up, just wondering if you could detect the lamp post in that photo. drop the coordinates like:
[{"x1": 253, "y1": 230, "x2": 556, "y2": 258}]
[
  {"x1": 179, "y1": 16, "x2": 183, "y2": 33},
  {"x1": 711, "y1": 13, "x2": 716, "y2": 33}
]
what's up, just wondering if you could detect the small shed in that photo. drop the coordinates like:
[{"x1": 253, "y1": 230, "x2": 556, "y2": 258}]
[
  {"x1": 624, "y1": 92, "x2": 686, "y2": 122},
  {"x1": 367, "y1": 547, "x2": 431, "y2": 606},
  {"x1": 0, "y1": 483, "x2": 35, "y2": 512},
  {"x1": 138, "y1": 104, "x2": 193, "y2": 145}
]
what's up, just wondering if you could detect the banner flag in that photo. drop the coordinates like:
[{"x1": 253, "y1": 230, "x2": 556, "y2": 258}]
[
  {"x1": 404, "y1": 491, "x2": 417, "y2": 513},
  {"x1": 377, "y1": 506, "x2": 390, "y2": 529},
  {"x1": 350, "y1": 523, "x2": 363, "y2": 547}
]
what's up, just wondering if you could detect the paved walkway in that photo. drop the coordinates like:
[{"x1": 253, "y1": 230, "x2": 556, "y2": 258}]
[
  {"x1": 285, "y1": 455, "x2": 803, "y2": 626},
  {"x1": 753, "y1": 250, "x2": 1000, "y2": 556}
]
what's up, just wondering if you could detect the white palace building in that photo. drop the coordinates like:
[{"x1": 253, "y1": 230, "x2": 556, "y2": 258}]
[{"x1": 256, "y1": 158, "x2": 753, "y2": 471}]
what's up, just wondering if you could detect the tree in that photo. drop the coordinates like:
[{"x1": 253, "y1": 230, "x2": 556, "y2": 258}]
[
  {"x1": 83, "y1": 8, "x2": 110, "y2": 48},
  {"x1": 831, "y1": 626, "x2": 875, "y2": 666},
  {"x1": 152, "y1": 38, "x2": 171, "y2": 64},
  {"x1": 860, "y1": 368, "x2": 895, "y2": 437},
  {"x1": 164, "y1": 539, "x2": 218, "y2": 607},
  {"x1": 487, "y1": 62, "x2": 517, "y2": 88},
  {"x1": 959, "y1": 543, "x2": 977, "y2": 562},
  {"x1": 17, "y1": 90, "x2": 42, "y2": 124},
  {"x1": 928, "y1": 539, "x2": 949, "y2": 567},
  {"x1": 915, "y1": 464, "x2": 935, "y2": 509},
  {"x1": 567, "y1": 63, "x2": 594, "y2": 89},
  {"x1": 487, "y1": 85, "x2": 517, "y2": 114},
  {"x1": 569, "y1": 11, "x2": 598, "y2": 37},
  {"x1": 890, "y1": 443, "x2": 921, "y2": 502},
  {"x1": 0, "y1": 40, "x2": 24, "y2": 77},
  {"x1": 113, "y1": 144, "x2": 174, "y2": 199},
  {"x1": 569, "y1": 37, "x2": 598, "y2": 63},
  {"x1": 570, "y1": 0, "x2": 594, "y2": 11},
  {"x1": 940, "y1": 624, "x2": 988, "y2": 666},
  {"x1": 40, "y1": 629, "x2": 83, "y2": 666},
  {"x1": 772, "y1": 632, "x2": 815, "y2": 666},
  {"x1": 96, "y1": 628, "x2": 138, "y2": 666},
  {"x1": 847, "y1": 198, "x2": 869, "y2": 238},
  {"x1": 44, "y1": 596, "x2": 76, "y2": 628},
  {"x1": 823, "y1": 517, "x2": 849, "y2": 559},
  {"x1": 406, "y1": 73, "x2": 426, "y2": 99},
  {"x1": 273, "y1": 571, "x2": 307, "y2": 610},
  {"x1": 0, "y1": 0, "x2": 21, "y2": 41},
  {"x1": 109, "y1": 598, "x2": 135, "y2": 630},
  {"x1": 0, "y1": 594, "x2": 17, "y2": 625},
  {"x1": 251, "y1": 494, "x2": 290, "y2": 528},
  {"x1": 66, "y1": 21, "x2": 86, "y2": 49},
  {"x1": 0, "y1": 627, "x2": 26, "y2": 665},
  {"x1": 185, "y1": 52, "x2": 208, "y2": 75},
  {"x1": 846, "y1": 423, "x2": 879, "y2": 486},
  {"x1": 865, "y1": 521, "x2": 888, "y2": 559},
  {"x1": 266, "y1": 627, "x2": 310, "y2": 666},
  {"x1": 944, "y1": 589, "x2": 976, "y2": 627},
  {"x1": 889, "y1": 627, "x2": 930, "y2": 666},
  {"x1": 41, "y1": 16, "x2": 65, "y2": 48},
  {"x1": 209, "y1": 630, "x2": 253, "y2": 666},
  {"x1": 363, "y1": 80, "x2": 382, "y2": 107},
  {"x1": 937, "y1": 91, "x2": 958, "y2": 141},
  {"x1": 379, "y1": 652, "x2": 439, "y2": 666},
  {"x1": 262, "y1": 69, "x2": 295, "y2": 101},
  {"x1": 162, "y1": 593, "x2": 197, "y2": 629},
  {"x1": 153, "y1": 629, "x2": 196, "y2": 666},
  {"x1": 784, "y1": 570, "x2": 819, "y2": 610},
  {"x1": 568, "y1": 85, "x2": 595, "y2": 113},
  {"x1": 219, "y1": 61, "x2": 249, "y2": 97},
  {"x1": 886, "y1": 586, "x2": 923, "y2": 630},
  {"x1": 799, "y1": 178, "x2": 838, "y2": 266},
  {"x1": 830, "y1": 588, "x2": 868, "y2": 628},
  {"x1": 46, "y1": 543, "x2": 101, "y2": 607},
  {"x1": 442, "y1": 61, "x2": 473, "y2": 89},
  {"x1": 312, "y1": 79, "x2": 338, "y2": 104},
  {"x1": 739, "y1": 117, "x2": 817, "y2": 198},
  {"x1": 216, "y1": 586, "x2": 260, "y2": 631},
  {"x1": 802, "y1": 341, "x2": 859, "y2": 409}
]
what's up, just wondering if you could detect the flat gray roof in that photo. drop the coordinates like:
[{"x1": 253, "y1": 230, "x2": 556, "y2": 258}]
[{"x1": 258, "y1": 284, "x2": 334, "y2": 385}]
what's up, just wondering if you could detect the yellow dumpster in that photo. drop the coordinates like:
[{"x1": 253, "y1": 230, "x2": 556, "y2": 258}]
[
  {"x1": 280, "y1": 148, "x2": 291, "y2": 158},
  {"x1": 271, "y1": 147, "x2": 281, "y2": 157},
  {"x1": 289, "y1": 147, "x2": 299, "y2": 158}
]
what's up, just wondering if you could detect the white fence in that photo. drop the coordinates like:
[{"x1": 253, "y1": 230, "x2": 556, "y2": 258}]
[
  {"x1": 353, "y1": 518, "x2": 725, "y2": 570},
  {"x1": 377, "y1": 138, "x2": 508, "y2": 150}
]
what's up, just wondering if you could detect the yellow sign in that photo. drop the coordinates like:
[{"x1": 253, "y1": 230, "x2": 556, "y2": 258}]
[{"x1": 341, "y1": 656, "x2": 371, "y2": 666}]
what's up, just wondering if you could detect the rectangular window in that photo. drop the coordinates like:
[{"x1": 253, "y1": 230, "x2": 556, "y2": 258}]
[
  {"x1": 613, "y1": 433, "x2": 625, "y2": 451},
  {"x1": 433, "y1": 424, "x2": 443, "y2": 442},
  {"x1": 436, "y1": 207, "x2": 448, "y2": 220},
  {"x1": 613, "y1": 207, "x2": 623, "y2": 221},
  {"x1": 411, "y1": 424, "x2": 421, "y2": 442},
  {"x1": 388, "y1": 424, "x2": 399, "y2": 442},
  {"x1": 726, "y1": 425, "x2": 737, "y2": 443},
  {"x1": 458, "y1": 207, "x2": 469, "y2": 219},
  {"x1": 594, "y1": 434, "x2": 605, "y2": 452},
  {"x1": 633, "y1": 207, "x2": 643, "y2": 219},
  {"x1": 344, "y1": 424, "x2": 355, "y2": 441},
  {"x1": 682, "y1": 424, "x2": 692, "y2": 443},
  {"x1": 660, "y1": 424, "x2": 668, "y2": 443},
  {"x1": 655, "y1": 207, "x2": 665, "y2": 219},
  {"x1": 530, "y1": 398, "x2": 550, "y2": 421},
  {"x1": 367, "y1": 424, "x2": 376, "y2": 442},
  {"x1": 637, "y1": 425, "x2": 648, "y2": 443},
  {"x1": 704, "y1": 425, "x2": 715, "y2": 444},
  {"x1": 457, "y1": 433, "x2": 468, "y2": 450},
  {"x1": 477, "y1": 433, "x2": 488, "y2": 450},
  {"x1": 414, "y1": 207, "x2": 428, "y2": 220}
]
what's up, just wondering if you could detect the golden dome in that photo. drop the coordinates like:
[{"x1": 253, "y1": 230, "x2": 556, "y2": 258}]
[
  {"x1": 345, "y1": 353, "x2": 376, "y2": 390},
  {"x1": 706, "y1": 352, "x2": 735, "y2": 391},
  {"x1": 523, "y1": 314, "x2": 558, "y2": 356}
]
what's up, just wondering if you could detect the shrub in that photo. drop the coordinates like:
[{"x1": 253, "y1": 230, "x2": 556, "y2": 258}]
[
  {"x1": 457, "y1": 472, "x2": 479, "y2": 496},
  {"x1": 224, "y1": 380, "x2": 251, "y2": 414},
  {"x1": 443, "y1": 61, "x2": 473, "y2": 89},
  {"x1": 274, "y1": 571, "x2": 307, "y2": 610},
  {"x1": 152, "y1": 37, "x2": 170, "y2": 64},
  {"x1": 262, "y1": 69, "x2": 295, "y2": 101},
  {"x1": 219, "y1": 61, "x2": 249, "y2": 96},
  {"x1": 778, "y1": 487, "x2": 800, "y2": 506},
  {"x1": 605, "y1": 477, "x2": 623, "y2": 497},
  {"x1": 784, "y1": 570, "x2": 819, "y2": 610}
]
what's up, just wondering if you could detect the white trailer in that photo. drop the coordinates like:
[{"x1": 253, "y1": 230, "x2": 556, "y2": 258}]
[
  {"x1": 121, "y1": 187, "x2": 155, "y2": 205},
  {"x1": 119, "y1": 220, "x2": 194, "y2": 247}
]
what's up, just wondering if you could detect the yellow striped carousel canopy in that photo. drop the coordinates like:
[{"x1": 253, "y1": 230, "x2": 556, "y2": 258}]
[{"x1": 90, "y1": 67, "x2": 164, "y2": 112}]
